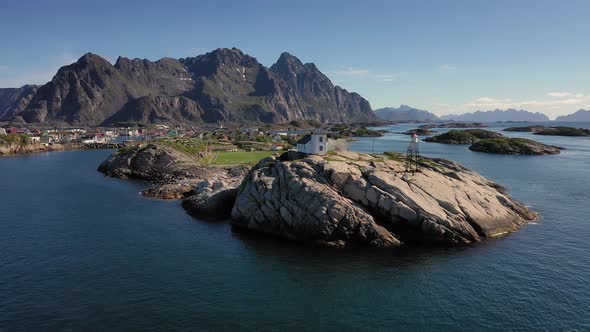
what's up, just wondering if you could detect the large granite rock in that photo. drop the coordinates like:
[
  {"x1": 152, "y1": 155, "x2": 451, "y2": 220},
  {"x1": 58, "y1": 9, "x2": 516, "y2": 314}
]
[
  {"x1": 98, "y1": 143, "x2": 249, "y2": 218},
  {"x1": 98, "y1": 143, "x2": 210, "y2": 182},
  {"x1": 231, "y1": 149, "x2": 537, "y2": 248}
]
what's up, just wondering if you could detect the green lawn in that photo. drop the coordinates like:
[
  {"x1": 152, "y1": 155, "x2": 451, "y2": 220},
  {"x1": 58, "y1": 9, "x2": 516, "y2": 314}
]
[{"x1": 211, "y1": 150, "x2": 277, "y2": 164}]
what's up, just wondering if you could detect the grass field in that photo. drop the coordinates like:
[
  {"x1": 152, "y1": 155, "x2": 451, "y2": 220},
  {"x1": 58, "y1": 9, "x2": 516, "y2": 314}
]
[{"x1": 211, "y1": 151, "x2": 277, "y2": 164}]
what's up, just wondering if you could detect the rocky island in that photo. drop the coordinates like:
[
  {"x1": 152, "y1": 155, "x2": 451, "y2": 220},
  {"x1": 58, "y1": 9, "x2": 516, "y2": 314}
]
[
  {"x1": 504, "y1": 125, "x2": 590, "y2": 136},
  {"x1": 419, "y1": 122, "x2": 488, "y2": 129},
  {"x1": 424, "y1": 129, "x2": 503, "y2": 144},
  {"x1": 399, "y1": 128, "x2": 437, "y2": 136},
  {"x1": 469, "y1": 138, "x2": 561, "y2": 155},
  {"x1": 424, "y1": 129, "x2": 561, "y2": 155},
  {"x1": 98, "y1": 144, "x2": 537, "y2": 248}
]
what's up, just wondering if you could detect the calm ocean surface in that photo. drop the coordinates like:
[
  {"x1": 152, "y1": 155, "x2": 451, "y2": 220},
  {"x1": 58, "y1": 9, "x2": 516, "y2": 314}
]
[{"x1": 1, "y1": 123, "x2": 589, "y2": 331}]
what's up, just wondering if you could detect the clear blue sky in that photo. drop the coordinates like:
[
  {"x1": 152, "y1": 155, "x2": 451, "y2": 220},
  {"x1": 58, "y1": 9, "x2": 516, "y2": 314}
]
[{"x1": 1, "y1": 0, "x2": 589, "y2": 118}]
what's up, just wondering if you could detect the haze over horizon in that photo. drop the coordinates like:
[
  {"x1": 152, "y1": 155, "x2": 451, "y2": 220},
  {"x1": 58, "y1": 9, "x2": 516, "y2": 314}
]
[{"x1": 1, "y1": 0, "x2": 588, "y2": 119}]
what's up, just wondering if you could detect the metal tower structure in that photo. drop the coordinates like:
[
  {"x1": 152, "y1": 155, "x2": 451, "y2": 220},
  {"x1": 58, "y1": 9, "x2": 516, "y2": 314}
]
[{"x1": 405, "y1": 133, "x2": 421, "y2": 173}]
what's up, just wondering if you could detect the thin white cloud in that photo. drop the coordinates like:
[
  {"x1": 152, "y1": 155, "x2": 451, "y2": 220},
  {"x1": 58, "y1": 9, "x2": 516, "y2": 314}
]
[
  {"x1": 328, "y1": 66, "x2": 398, "y2": 83},
  {"x1": 0, "y1": 65, "x2": 8, "y2": 71},
  {"x1": 439, "y1": 64, "x2": 456, "y2": 71},
  {"x1": 467, "y1": 96, "x2": 589, "y2": 109},
  {"x1": 547, "y1": 91, "x2": 584, "y2": 98},
  {"x1": 548, "y1": 91, "x2": 573, "y2": 98}
]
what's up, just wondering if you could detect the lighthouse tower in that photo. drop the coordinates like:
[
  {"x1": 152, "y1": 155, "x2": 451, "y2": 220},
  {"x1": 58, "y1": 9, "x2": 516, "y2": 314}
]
[{"x1": 405, "y1": 133, "x2": 421, "y2": 173}]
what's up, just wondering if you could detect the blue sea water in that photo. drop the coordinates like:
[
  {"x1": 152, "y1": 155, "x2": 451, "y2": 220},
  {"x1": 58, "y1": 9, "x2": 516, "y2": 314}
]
[{"x1": 1, "y1": 123, "x2": 590, "y2": 331}]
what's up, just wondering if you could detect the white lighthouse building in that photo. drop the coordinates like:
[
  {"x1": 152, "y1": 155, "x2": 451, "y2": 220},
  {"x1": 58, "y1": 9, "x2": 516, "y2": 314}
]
[{"x1": 296, "y1": 130, "x2": 327, "y2": 155}]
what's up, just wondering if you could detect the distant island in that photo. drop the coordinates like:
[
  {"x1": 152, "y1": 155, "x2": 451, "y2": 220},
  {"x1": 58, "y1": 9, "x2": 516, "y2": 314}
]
[
  {"x1": 0, "y1": 48, "x2": 379, "y2": 127},
  {"x1": 419, "y1": 122, "x2": 488, "y2": 129},
  {"x1": 441, "y1": 109, "x2": 550, "y2": 122},
  {"x1": 374, "y1": 105, "x2": 440, "y2": 122},
  {"x1": 555, "y1": 109, "x2": 590, "y2": 122},
  {"x1": 504, "y1": 125, "x2": 590, "y2": 136}
]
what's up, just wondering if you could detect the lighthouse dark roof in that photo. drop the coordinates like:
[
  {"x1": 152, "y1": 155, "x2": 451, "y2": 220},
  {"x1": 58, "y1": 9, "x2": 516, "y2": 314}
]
[{"x1": 296, "y1": 134, "x2": 312, "y2": 145}]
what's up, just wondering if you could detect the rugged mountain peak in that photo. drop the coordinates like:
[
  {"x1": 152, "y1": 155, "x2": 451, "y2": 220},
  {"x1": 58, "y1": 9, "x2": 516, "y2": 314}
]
[
  {"x1": 270, "y1": 52, "x2": 305, "y2": 79},
  {"x1": 56, "y1": 52, "x2": 113, "y2": 76},
  {"x1": 76, "y1": 52, "x2": 112, "y2": 67},
  {"x1": 180, "y1": 47, "x2": 260, "y2": 77},
  {"x1": 200, "y1": 48, "x2": 257, "y2": 66},
  {"x1": 275, "y1": 52, "x2": 304, "y2": 67}
]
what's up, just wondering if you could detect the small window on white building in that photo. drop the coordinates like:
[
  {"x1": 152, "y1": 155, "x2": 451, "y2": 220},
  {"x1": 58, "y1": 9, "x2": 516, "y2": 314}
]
[
  {"x1": 320, "y1": 146, "x2": 323, "y2": 151},
  {"x1": 319, "y1": 137, "x2": 323, "y2": 143}
]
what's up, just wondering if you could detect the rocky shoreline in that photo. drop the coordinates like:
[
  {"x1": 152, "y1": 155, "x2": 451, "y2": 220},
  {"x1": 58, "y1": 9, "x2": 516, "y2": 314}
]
[
  {"x1": 97, "y1": 143, "x2": 250, "y2": 218},
  {"x1": 98, "y1": 144, "x2": 538, "y2": 249},
  {"x1": 0, "y1": 142, "x2": 124, "y2": 156}
]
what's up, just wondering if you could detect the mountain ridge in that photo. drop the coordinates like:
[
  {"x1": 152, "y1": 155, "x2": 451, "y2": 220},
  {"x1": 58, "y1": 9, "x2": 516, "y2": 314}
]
[
  {"x1": 440, "y1": 109, "x2": 550, "y2": 122},
  {"x1": 0, "y1": 48, "x2": 379, "y2": 126},
  {"x1": 374, "y1": 105, "x2": 440, "y2": 122},
  {"x1": 555, "y1": 109, "x2": 590, "y2": 122}
]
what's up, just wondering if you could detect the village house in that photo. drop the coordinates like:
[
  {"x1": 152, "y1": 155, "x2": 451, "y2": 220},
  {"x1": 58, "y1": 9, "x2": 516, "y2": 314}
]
[
  {"x1": 296, "y1": 130, "x2": 328, "y2": 155},
  {"x1": 0, "y1": 128, "x2": 6, "y2": 135}
]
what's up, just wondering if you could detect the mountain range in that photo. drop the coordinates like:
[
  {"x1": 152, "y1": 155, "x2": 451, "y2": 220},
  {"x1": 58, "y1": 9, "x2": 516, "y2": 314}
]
[
  {"x1": 440, "y1": 109, "x2": 550, "y2": 122},
  {"x1": 555, "y1": 109, "x2": 590, "y2": 122},
  {"x1": 374, "y1": 105, "x2": 440, "y2": 122},
  {"x1": 0, "y1": 48, "x2": 379, "y2": 126}
]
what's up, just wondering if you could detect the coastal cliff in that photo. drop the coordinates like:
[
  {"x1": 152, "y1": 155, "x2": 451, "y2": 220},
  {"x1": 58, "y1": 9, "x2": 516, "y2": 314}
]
[{"x1": 231, "y1": 150, "x2": 537, "y2": 247}]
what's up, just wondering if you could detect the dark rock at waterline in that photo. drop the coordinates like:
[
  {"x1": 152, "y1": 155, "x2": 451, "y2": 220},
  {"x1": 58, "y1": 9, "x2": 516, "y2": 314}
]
[{"x1": 182, "y1": 188, "x2": 238, "y2": 219}]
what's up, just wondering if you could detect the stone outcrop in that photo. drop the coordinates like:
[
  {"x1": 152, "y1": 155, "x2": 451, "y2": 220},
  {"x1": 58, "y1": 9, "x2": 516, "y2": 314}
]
[
  {"x1": 231, "y1": 149, "x2": 537, "y2": 248},
  {"x1": 97, "y1": 143, "x2": 249, "y2": 218}
]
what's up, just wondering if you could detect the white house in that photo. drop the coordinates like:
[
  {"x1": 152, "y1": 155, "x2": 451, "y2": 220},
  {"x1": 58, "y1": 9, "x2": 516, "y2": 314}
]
[
  {"x1": 296, "y1": 130, "x2": 327, "y2": 155},
  {"x1": 0, "y1": 128, "x2": 6, "y2": 135}
]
